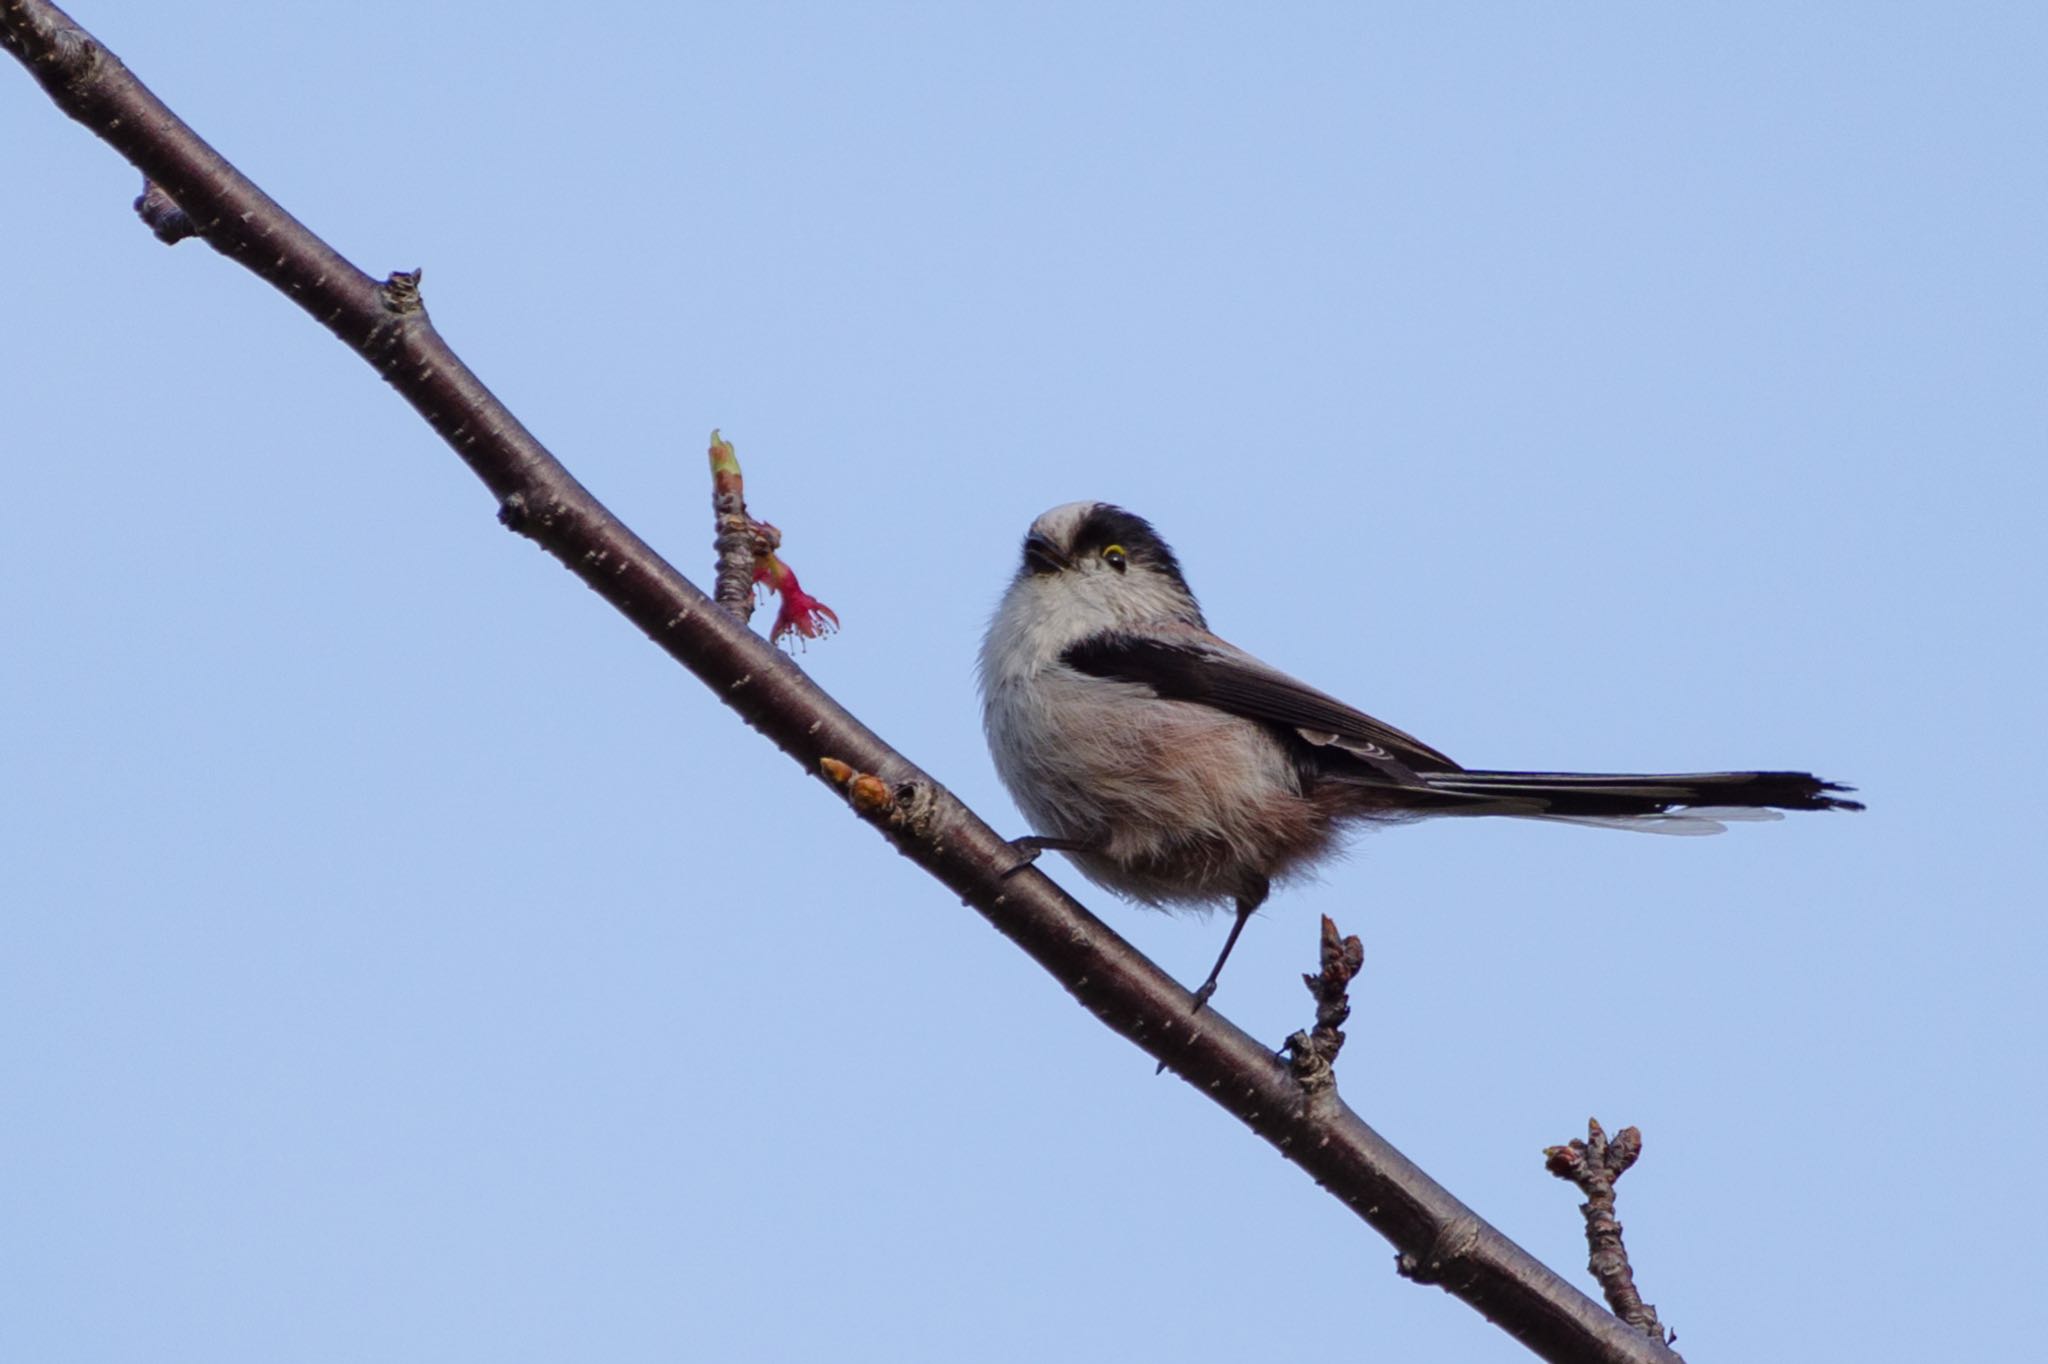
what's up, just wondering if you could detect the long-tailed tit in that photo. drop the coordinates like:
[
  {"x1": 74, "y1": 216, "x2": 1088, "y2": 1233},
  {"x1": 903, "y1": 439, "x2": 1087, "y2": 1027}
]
[{"x1": 979, "y1": 501, "x2": 1861, "y2": 1006}]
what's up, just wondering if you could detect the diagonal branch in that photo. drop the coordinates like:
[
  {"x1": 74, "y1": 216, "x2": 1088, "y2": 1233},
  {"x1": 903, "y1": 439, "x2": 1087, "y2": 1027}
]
[{"x1": 3, "y1": 5, "x2": 1679, "y2": 1361}]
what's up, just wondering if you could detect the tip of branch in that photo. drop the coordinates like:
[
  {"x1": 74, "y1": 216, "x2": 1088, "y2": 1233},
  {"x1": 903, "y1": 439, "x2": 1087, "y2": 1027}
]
[
  {"x1": 709, "y1": 429, "x2": 741, "y2": 482},
  {"x1": 1285, "y1": 915, "x2": 1365, "y2": 1094}
]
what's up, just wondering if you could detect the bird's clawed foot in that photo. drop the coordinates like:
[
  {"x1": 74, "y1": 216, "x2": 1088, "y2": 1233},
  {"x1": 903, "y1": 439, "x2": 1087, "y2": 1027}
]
[
  {"x1": 1001, "y1": 835, "x2": 1093, "y2": 878},
  {"x1": 1150, "y1": 954, "x2": 1230, "y2": 1074}
]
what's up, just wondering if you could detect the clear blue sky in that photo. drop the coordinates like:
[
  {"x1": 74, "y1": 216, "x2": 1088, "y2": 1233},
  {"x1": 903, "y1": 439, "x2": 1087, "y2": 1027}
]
[{"x1": 5, "y1": 5, "x2": 2041, "y2": 1361}]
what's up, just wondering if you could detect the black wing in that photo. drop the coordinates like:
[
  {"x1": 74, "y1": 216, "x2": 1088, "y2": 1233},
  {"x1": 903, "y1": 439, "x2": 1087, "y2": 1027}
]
[{"x1": 1061, "y1": 630, "x2": 1462, "y2": 775}]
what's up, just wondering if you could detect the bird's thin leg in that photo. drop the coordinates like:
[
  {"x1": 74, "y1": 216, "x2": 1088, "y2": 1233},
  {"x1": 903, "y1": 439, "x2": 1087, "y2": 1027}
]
[
  {"x1": 1001, "y1": 835, "x2": 1095, "y2": 878},
  {"x1": 1189, "y1": 880, "x2": 1268, "y2": 1013},
  {"x1": 1155, "y1": 883, "x2": 1270, "y2": 1074}
]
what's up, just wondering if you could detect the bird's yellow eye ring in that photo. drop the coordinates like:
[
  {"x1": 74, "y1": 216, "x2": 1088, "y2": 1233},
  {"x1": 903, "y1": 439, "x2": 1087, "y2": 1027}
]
[{"x1": 1101, "y1": 544, "x2": 1129, "y2": 572}]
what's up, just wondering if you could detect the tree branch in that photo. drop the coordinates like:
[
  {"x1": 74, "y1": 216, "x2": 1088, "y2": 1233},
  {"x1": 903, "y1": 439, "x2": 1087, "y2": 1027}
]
[
  {"x1": 3, "y1": 5, "x2": 1679, "y2": 1360},
  {"x1": 1546, "y1": 1119, "x2": 1678, "y2": 1352}
]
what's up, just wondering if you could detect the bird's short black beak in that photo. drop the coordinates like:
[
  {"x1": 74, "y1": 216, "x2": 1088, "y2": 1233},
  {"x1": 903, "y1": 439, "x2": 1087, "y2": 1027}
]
[{"x1": 1024, "y1": 532, "x2": 1070, "y2": 575}]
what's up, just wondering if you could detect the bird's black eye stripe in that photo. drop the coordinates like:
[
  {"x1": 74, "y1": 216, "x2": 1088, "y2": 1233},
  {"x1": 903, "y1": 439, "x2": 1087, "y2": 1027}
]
[{"x1": 1072, "y1": 504, "x2": 1190, "y2": 593}]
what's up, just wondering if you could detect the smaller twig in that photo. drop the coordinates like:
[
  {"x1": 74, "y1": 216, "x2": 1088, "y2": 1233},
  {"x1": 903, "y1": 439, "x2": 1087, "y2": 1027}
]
[
  {"x1": 1544, "y1": 1119, "x2": 1679, "y2": 1353},
  {"x1": 705, "y1": 431, "x2": 838, "y2": 646},
  {"x1": 1282, "y1": 915, "x2": 1364, "y2": 1100},
  {"x1": 708, "y1": 430, "x2": 778, "y2": 624}
]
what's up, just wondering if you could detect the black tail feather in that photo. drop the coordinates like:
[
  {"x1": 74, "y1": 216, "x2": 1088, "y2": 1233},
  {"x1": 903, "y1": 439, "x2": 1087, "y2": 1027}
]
[{"x1": 1417, "y1": 769, "x2": 1863, "y2": 819}]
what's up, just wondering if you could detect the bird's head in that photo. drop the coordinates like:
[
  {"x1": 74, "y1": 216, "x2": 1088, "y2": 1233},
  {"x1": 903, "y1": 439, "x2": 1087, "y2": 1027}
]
[{"x1": 1007, "y1": 502, "x2": 1206, "y2": 637}]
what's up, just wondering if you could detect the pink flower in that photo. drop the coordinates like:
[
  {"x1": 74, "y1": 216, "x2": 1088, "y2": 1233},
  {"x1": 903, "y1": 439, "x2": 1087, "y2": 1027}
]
[{"x1": 755, "y1": 553, "x2": 839, "y2": 649}]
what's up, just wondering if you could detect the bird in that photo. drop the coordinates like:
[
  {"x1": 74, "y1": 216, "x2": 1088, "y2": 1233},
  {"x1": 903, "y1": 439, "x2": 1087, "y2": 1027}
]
[{"x1": 978, "y1": 501, "x2": 1861, "y2": 1008}]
